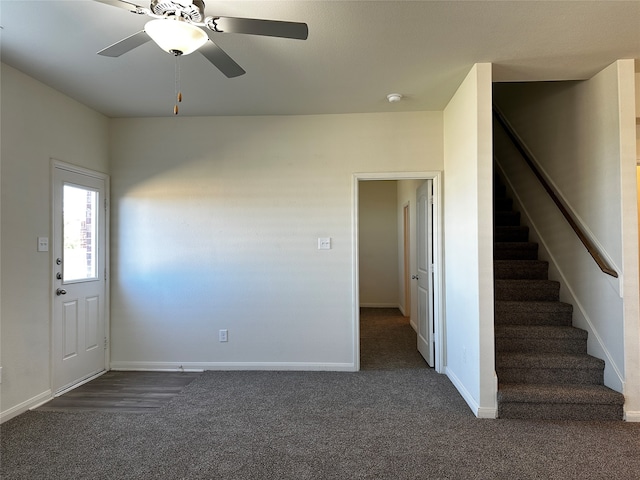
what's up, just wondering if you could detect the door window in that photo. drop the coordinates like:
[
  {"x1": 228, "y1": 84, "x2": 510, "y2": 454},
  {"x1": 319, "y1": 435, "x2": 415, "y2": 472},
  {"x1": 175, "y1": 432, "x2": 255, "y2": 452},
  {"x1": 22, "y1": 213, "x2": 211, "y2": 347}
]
[{"x1": 63, "y1": 184, "x2": 99, "y2": 282}]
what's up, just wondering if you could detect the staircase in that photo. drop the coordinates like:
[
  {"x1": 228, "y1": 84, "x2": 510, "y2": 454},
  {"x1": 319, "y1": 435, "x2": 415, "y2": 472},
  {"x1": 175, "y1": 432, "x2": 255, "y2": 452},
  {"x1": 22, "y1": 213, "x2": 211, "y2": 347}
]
[{"x1": 493, "y1": 175, "x2": 624, "y2": 420}]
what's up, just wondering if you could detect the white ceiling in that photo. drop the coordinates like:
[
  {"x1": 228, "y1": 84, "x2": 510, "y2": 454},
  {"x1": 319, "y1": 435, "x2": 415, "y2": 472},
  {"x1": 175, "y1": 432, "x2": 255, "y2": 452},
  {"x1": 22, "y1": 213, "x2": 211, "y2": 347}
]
[{"x1": 1, "y1": 0, "x2": 639, "y2": 118}]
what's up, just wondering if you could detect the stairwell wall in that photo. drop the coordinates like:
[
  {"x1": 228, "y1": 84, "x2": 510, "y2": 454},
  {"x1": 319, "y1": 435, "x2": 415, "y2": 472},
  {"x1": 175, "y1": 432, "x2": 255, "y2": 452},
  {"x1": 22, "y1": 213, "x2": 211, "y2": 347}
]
[
  {"x1": 443, "y1": 63, "x2": 497, "y2": 418},
  {"x1": 493, "y1": 59, "x2": 640, "y2": 419}
]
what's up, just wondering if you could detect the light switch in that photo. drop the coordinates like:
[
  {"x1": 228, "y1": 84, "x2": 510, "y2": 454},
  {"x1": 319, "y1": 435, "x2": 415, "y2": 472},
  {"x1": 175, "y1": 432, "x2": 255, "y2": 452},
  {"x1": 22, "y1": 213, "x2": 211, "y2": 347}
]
[
  {"x1": 37, "y1": 237, "x2": 49, "y2": 252},
  {"x1": 318, "y1": 237, "x2": 332, "y2": 250}
]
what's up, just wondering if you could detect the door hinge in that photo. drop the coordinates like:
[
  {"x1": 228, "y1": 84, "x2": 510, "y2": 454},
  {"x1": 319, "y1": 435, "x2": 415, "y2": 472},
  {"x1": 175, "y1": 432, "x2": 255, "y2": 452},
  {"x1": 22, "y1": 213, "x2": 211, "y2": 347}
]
[
  {"x1": 104, "y1": 198, "x2": 108, "y2": 211},
  {"x1": 430, "y1": 264, "x2": 434, "y2": 274},
  {"x1": 104, "y1": 337, "x2": 108, "y2": 349}
]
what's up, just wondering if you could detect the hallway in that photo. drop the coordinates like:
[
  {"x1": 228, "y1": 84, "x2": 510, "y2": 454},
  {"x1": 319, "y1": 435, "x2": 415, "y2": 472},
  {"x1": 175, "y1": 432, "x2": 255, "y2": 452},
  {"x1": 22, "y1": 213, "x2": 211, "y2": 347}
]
[{"x1": 359, "y1": 307, "x2": 428, "y2": 370}]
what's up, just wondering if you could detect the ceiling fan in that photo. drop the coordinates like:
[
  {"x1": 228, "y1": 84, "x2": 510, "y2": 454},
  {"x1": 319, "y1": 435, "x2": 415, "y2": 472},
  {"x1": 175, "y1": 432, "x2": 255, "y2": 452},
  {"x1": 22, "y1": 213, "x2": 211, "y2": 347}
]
[{"x1": 93, "y1": 0, "x2": 308, "y2": 78}]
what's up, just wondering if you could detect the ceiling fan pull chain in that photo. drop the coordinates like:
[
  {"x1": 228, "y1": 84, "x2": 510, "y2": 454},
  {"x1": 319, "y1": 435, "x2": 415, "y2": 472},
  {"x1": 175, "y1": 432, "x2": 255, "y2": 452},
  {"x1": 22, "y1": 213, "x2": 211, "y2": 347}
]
[{"x1": 174, "y1": 52, "x2": 183, "y2": 115}]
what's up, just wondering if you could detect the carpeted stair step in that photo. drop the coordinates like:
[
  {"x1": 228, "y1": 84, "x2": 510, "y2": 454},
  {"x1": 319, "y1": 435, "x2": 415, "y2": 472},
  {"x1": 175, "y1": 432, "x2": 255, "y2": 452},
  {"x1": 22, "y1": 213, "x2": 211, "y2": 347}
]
[
  {"x1": 495, "y1": 301, "x2": 574, "y2": 326},
  {"x1": 494, "y1": 260, "x2": 548, "y2": 279},
  {"x1": 495, "y1": 325, "x2": 587, "y2": 354},
  {"x1": 494, "y1": 197, "x2": 512, "y2": 211},
  {"x1": 494, "y1": 242, "x2": 538, "y2": 260},
  {"x1": 495, "y1": 279, "x2": 560, "y2": 301},
  {"x1": 496, "y1": 353, "x2": 605, "y2": 385},
  {"x1": 494, "y1": 182, "x2": 506, "y2": 198},
  {"x1": 492, "y1": 170, "x2": 625, "y2": 419},
  {"x1": 495, "y1": 210, "x2": 521, "y2": 226},
  {"x1": 498, "y1": 383, "x2": 624, "y2": 420},
  {"x1": 494, "y1": 225, "x2": 529, "y2": 242}
]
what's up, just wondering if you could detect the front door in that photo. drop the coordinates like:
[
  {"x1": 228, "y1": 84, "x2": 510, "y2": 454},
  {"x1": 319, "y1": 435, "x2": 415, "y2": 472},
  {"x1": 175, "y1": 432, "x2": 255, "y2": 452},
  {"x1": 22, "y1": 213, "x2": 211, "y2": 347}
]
[
  {"x1": 52, "y1": 163, "x2": 108, "y2": 392},
  {"x1": 416, "y1": 180, "x2": 434, "y2": 367}
]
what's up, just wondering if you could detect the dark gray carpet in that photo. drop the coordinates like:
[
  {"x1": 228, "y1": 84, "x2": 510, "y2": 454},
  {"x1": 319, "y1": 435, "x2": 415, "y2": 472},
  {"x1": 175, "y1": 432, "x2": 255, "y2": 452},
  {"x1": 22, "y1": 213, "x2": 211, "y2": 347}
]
[{"x1": 2, "y1": 308, "x2": 640, "y2": 479}]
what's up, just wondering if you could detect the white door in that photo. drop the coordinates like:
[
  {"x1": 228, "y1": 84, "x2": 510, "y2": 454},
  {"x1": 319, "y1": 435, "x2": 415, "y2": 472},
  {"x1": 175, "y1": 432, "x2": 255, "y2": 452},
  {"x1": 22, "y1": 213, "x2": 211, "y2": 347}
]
[
  {"x1": 416, "y1": 180, "x2": 434, "y2": 367},
  {"x1": 53, "y1": 164, "x2": 108, "y2": 393}
]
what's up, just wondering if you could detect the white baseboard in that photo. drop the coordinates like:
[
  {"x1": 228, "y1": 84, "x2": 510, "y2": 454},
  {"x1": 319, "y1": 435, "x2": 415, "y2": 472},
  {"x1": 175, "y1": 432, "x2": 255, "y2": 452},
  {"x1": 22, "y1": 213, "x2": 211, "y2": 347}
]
[
  {"x1": 476, "y1": 406, "x2": 498, "y2": 419},
  {"x1": 359, "y1": 303, "x2": 400, "y2": 309},
  {"x1": 446, "y1": 367, "x2": 497, "y2": 419},
  {"x1": 1, "y1": 390, "x2": 52, "y2": 424},
  {"x1": 110, "y1": 361, "x2": 357, "y2": 372},
  {"x1": 624, "y1": 410, "x2": 640, "y2": 422}
]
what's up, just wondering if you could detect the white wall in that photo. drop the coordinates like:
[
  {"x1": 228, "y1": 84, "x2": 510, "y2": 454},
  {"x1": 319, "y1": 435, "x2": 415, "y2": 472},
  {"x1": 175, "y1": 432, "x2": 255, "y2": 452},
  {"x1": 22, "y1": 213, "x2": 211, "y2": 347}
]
[
  {"x1": 359, "y1": 181, "x2": 399, "y2": 307},
  {"x1": 634, "y1": 73, "x2": 640, "y2": 122},
  {"x1": 0, "y1": 64, "x2": 109, "y2": 420},
  {"x1": 493, "y1": 60, "x2": 640, "y2": 417},
  {"x1": 442, "y1": 63, "x2": 496, "y2": 418},
  {"x1": 109, "y1": 112, "x2": 444, "y2": 371}
]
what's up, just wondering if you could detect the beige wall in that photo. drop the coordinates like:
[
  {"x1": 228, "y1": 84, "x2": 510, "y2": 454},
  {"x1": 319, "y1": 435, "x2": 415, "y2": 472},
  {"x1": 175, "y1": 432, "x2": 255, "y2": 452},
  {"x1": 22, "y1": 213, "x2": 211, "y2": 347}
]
[
  {"x1": 359, "y1": 181, "x2": 399, "y2": 307},
  {"x1": 108, "y1": 112, "x2": 444, "y2": 371},
  {"x1": 635, "y1": 72, "x2": 640, "y2": 120},
  {"x1": 1, "y1": 64, "x2": 109, "y2": 420}
]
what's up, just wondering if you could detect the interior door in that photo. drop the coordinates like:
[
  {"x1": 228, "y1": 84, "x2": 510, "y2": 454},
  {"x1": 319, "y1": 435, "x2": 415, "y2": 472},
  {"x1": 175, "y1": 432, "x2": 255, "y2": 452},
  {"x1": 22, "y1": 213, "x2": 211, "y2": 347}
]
[
  {"x1": 52, "y1": 164, "x2": 107, "y2": 393},
  {"x1": 416, "y1": 180, "x2": 434, "y2": 367}
]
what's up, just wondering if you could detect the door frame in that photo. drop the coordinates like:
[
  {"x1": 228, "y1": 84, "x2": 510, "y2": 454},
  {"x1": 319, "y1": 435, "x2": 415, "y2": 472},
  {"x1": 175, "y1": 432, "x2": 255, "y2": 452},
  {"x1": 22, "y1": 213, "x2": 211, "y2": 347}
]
[
  {"x1": 50, "y1": 159, "x2": 110, "y2": 393},
  {"x1": 352, "y1": 171, "x2": 444, "y2": 373},
  {"x1": 402, "y1": 202, "x2": 410, "y2": 317}
]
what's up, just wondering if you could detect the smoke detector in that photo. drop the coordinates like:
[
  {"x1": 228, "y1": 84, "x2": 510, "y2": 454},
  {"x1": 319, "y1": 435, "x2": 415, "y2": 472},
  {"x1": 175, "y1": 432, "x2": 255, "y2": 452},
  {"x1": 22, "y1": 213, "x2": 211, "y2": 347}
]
[{"x1": 387, "y1": 93, "x2": 403, "y2": 103}]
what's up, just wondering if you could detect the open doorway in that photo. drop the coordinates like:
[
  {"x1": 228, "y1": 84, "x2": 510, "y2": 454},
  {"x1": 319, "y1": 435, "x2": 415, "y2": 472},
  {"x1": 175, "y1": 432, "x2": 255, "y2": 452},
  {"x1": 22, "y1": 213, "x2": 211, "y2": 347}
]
[{"x1": 353, "y1": 172, "x2": 443, "y2": 373}]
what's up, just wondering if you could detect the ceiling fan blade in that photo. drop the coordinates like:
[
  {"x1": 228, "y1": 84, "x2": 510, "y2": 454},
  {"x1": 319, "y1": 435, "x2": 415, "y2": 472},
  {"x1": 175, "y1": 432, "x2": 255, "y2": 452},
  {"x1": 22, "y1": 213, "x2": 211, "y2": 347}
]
[
  {"x1": 198, "y1": 40, "x2": 246, "y2": 78},
  {"x1": 92, "y1": 0, "x2": 143, "y2": 13},
  {"x1": 212, "y1": 17, "x2": 308, "y2": 40},
  {"x1": 98, "y1": 30, "x2": 151, "y2": 57}
]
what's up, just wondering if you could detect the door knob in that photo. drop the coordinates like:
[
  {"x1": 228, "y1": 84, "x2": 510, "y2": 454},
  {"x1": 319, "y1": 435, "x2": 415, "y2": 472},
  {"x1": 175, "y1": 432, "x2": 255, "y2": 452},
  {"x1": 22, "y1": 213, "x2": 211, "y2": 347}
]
[
  {"x1": 56, "y1": 288, "x2": 67, "y2": 296},
  {"x1": 412, "y1": 275, "x2": 419, "y2": 280}
]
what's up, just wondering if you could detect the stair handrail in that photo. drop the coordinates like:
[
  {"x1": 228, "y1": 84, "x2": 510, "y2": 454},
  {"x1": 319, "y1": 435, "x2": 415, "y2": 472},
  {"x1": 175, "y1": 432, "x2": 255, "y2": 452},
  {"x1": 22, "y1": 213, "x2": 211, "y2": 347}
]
[{"x1": 492, "y1": 105, "x2": 618, "y2": 278}]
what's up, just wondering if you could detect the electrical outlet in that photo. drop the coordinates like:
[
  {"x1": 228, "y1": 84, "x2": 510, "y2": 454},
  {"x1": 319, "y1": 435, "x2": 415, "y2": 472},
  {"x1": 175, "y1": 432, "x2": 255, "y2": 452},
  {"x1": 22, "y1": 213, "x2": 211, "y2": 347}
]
[{"x1": 219, "y1": 329, "x2": 228, "y2": 342}]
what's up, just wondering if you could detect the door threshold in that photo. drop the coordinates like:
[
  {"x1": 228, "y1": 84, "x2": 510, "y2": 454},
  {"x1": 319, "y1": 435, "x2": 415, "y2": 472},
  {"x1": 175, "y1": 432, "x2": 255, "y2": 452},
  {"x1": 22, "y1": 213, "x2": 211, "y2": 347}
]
[{"x1": 55, "y1": 370, "x2": 108, "y2": 397}]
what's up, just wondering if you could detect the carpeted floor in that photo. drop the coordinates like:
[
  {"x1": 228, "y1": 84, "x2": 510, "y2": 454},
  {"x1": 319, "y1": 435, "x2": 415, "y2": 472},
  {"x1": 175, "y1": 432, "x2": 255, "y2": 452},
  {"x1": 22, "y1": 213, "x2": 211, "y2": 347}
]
[{"x1": 2, "y1": 308, "x2": 640, "y2": 479}]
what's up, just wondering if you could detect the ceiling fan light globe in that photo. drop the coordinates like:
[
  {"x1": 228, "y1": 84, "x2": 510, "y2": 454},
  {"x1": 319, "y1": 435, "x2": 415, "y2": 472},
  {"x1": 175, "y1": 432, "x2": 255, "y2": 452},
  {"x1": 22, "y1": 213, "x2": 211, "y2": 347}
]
[{"x1": 144, "y1": 19, "x2": 208, "y2": 56}]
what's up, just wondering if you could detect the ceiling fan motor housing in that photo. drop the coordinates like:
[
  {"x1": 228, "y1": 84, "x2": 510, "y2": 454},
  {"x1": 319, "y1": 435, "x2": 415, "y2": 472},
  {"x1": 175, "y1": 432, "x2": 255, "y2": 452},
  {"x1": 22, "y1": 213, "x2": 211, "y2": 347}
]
[
  {"x1": 95, "y1": 0, "x2": 308, "y2": 79},
  {"x1": 150, "y1": 0, "x2": 205, "y2": 23}
]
